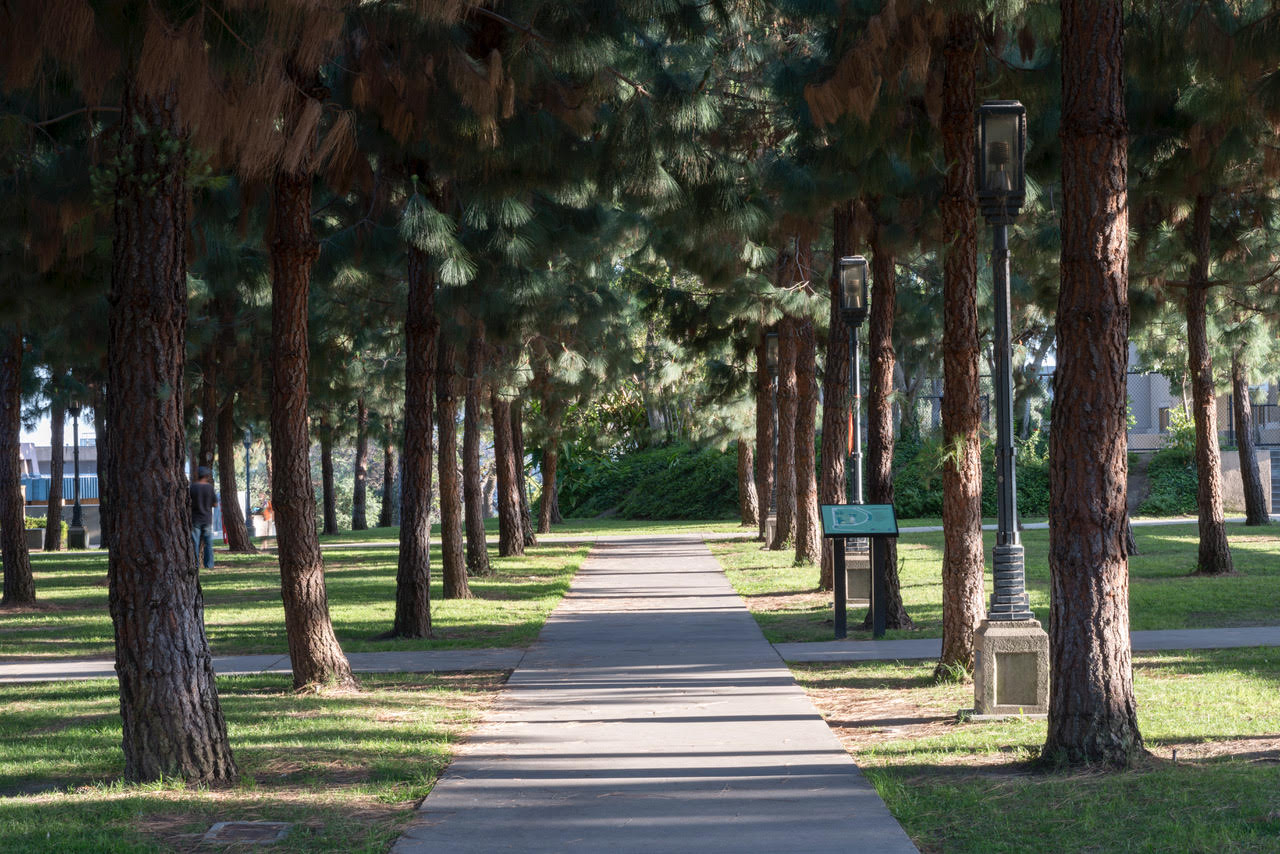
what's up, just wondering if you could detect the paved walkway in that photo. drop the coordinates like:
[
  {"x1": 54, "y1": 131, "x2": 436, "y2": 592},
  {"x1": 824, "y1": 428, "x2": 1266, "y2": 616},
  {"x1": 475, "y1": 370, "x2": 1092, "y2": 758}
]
[
  {"x1": 776, "y1": 625, "x2": 1280, "y2": 663},
  {"x1": 392, "y1": 536, "x2": 917, "y2": 854}
]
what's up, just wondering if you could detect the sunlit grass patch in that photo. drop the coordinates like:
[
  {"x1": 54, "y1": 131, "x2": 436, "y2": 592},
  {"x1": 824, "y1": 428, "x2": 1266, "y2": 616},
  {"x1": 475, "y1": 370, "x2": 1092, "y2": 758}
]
[{"x1": 0, "y1": 672, "x2": 503, "y2": 853}]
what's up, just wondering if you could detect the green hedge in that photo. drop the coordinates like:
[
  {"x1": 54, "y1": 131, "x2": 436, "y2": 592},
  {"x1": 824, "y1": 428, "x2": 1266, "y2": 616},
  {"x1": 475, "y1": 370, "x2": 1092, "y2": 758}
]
[
  {"x1": 559, "y1": 443, "x2": 739, "y2": 520},
  {"x1": 1137, "y1": 448, "x2": 1198, "y2": 516},
  {"x1": 891, "y1": 432, "x2": 1051, "y2": 519}
]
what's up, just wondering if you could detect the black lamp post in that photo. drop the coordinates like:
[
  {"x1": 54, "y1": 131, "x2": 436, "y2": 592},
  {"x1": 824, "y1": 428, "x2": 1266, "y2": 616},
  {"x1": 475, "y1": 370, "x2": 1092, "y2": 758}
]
[
  {"x1": 67, "y1": 403, "x2": 85, "y2": 549},
  {"x1": 243, "y1": 428, "x2": 252, "y2": 530},
  {"x1": 978, "y1": 100, "x2": 1032, "y2": 622},
  {"x1": 764, "y1": 331, "x2": 780, "y2": 514},
  {"x1": 838, "y1": 255, "x2": 870, "y2": 506}
]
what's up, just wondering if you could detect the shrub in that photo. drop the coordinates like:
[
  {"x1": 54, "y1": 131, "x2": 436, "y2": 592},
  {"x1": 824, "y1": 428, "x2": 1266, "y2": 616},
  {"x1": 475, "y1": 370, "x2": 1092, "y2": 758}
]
[
  {"x1": 1137, "y1": 447, "x2": 1198, "y2": 516},
  {"x1": 560, "y1": 442, "x2": 739, "y2": 520}
]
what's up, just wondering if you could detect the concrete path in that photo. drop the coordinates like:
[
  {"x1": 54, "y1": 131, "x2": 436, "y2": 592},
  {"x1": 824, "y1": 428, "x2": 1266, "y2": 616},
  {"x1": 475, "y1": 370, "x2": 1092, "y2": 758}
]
[
  {"x1": 0, "y1": 648, "x2": 527, "y2": 684},
  {"x1": 392, "y1": 536, "x2": 918, "y2": 854},
  {"x1": 776, "y1": 625, "x2": 1280, "y2": 663}
]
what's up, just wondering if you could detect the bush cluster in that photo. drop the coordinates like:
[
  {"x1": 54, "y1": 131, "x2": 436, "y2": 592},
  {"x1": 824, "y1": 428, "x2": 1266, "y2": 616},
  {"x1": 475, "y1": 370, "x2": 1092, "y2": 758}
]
[
  {"x1": 892, "y1": 430, "x2": 1052, "y2": 519},
  {"x1": 559, "y1": 443, "x2": 739, "y2": 519},
  {"x1": 1137, "y1": 447, "x2": 1198, "y2": 516}
]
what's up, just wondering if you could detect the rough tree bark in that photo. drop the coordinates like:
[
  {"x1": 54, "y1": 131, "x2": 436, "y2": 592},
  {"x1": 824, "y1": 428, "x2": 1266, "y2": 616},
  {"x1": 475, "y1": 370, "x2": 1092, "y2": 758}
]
[
  {"x1": 268, "y1": 85, "x2": 354, "y2": 687},
  {"x1": 770, "y1": 315, "x2": 797, "y2": 550},
  {"x1": 106, "y1": 85, "x2": 236, "y2": 781},
  {"x1": 1186, "y1": 194, "x2": 1233, "y2": 574},
  {"x1": 392, "y1": 245, "x2": 438, "y2": 637},
  {"x1": 534, "y1": 356, "x2": 563, "y2": 535},
  {"x1": 755, "y1": 334, "x2": 776, "y2": 543},
  {"x1": 318, "y1": 420, "x2": 337, "y2": 535},
  {"x1": 437, "y1": 335, "x2": 472, "y2": 598},
  {"x1": 1045, "y1": 0, "x2": 1143, "y2": 765},
  {"x1": 492, "y1": 390, "x2": 524, "y2": 557},
  {"x1": 793, "y1": 244, "x2": 821, "y2": 565},
  {"x1": 864, "y1": 229, "x2": 913, "y2": 629},
  {"x1": 937, "y1": 12, "x2": 986, "y2": 677},
  {"x1": 44, "y1": 396, "x2": 65, "y2": 551},
  {"x1": 512, "y1": 399, "x2": 537, "y2": 547},
  {"x1": 1232, "y1": 353, "x2": 1269, "y2": 525},
  {"x1": 216, "y1": 396, "x2": 255, "y2": 552},
  {"x1": 351, "y1": 396, "x2": 369, "y2": 530},
  {"x1": 0, "y1": 327, "x2": 34, "y2": 605},
  {"x1": 378, "y1": 434, "x2": 395, "y2": 528},
  {"x1": 818, "y1": 203, "x2": 854, "y2": 591},
  {"x1": 463, "y1": 329, "x2": 492, "y2": 574},
  {"x1": 737, "y1": 438, "x2": 760, "y2": 528}
]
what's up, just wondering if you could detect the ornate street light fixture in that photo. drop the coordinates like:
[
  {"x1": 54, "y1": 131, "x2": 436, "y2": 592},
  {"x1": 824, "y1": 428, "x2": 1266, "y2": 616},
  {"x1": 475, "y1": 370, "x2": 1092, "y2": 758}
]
[
  {"x1": 838, "y1": 255, "x2": 869, "y2": 506},
  {"x1": 67, "y1": 403, "x2": 85, "y2": 549},
  {"x1": 972, "y1": 99, "x2": 1047, "y2": 718},
  {"x1": 977, "y1": 100, "x2": 1031, "y2": 621}
]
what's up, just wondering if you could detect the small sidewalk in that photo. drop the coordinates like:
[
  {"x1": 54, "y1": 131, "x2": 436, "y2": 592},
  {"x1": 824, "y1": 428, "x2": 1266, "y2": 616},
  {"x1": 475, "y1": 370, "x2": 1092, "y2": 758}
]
[
  {"x1": 392, "y1": 536, "x2": 918, "y2": 854},
  {"x1": 6, "y1": 626, "x2": 1280, "y2": 683}
]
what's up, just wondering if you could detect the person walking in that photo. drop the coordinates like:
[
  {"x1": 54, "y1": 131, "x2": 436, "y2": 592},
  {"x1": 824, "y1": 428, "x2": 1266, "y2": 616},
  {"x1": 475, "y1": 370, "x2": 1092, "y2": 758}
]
[{"x1": 191, "y1": 466, "x2": 219, "y2": 569}]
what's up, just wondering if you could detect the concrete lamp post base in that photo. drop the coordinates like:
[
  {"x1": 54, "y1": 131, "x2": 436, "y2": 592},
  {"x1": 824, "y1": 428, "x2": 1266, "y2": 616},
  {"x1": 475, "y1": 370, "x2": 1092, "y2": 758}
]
[
  {"x1": 968, "y1": 618, "x2": 1049, "y2": 719},
  {"x1": 764, "y1": 513, "x2": 777, "y2": 545},
  {"x1": 67, "y1": 526, "x2": 87, "y2": 550}
]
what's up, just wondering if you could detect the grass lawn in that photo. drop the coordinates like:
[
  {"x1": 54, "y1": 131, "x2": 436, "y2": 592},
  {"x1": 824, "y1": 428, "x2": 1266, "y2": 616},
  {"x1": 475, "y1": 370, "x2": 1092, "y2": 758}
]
[
  {"x1": 0, "y1": 672, "x2": 502, "y2": 853},
  {"x1": 712, "y1": 521, "x2": 1280, "y2": 643},
  {"x1": 316, "y1": 517, "x2": 746, "y2": 545},
  {"x1": 794, "y1": 647, "x2": 1280, "y2": 853},
  {"x1": 0, "y1": 543, "x2": 590, "y2": 661}
]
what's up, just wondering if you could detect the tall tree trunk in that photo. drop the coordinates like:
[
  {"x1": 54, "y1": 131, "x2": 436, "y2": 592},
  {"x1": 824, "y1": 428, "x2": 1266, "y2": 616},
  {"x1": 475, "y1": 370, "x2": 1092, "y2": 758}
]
[
  {"x1": 1186, "y1": 194, "x2": 1233, "y2": 575},
  {"x1": 1046, "y1": 0, "x2": 1143, "y2": 766},
  {"x1": 198, "y1": 356, "x2": 217, "y2": 469},
  {"x1": 319, "y1": 421, "x2": 337, "y2": 535},
  {"x1": 392, "y1": 245, "x2": 437, "y2": 637},
  {"x1": 539, "y1": 439, "x2": 560, "y2": 534},
  {"x1": 463, "y1": 329, "x2": 492, "y2": 574},
  {"x1": 793, "y1": 248, "x2": 821, "y2": 565},
  {"x1": 512, "y1": 398, "x2": 537, "y2": 547},
  {"x1": 0, "y1": 327, "x2": 34, "y2": 605},
  {"x1": 378, "y1": 433, "x2": 395, "y2": 528},
  {"x1": 351, "y1": 396, "x2": 369, "y2": 530},
  {"x1": 1232, "y1": 353, "x2": 1269, "y2": 525},
  {"x1": 268, "y1": 100, "x2": 354, "y2": 688},
  {"x1": 216, "y1": 395, "x2": 255, "y2": 552},
  {"x1": 492, "y1": 391, "x2": 524, "y2": 557},
  {"x1": 44, "y1": 396, "x2": 66, "y2": 552},
  {"x1": 549, "y1": 473, "x2": 563, "y2": 524},
  {"x1": 771, "y1": 315, "x2": 798, "y2": 550},
  {"x1": 437, "y1": 335, "x2": 472, "y2": 598},
  {"x1": 106, "y1": 85, "x2": 236, "y2": 781},
  {"x1": 93, "y1": 386, "x2": 112, "y2": 553},
  {"x1": 755, "y1": 334, "x2": 776, "y2": 543},
  {"x1": 937, "y1": 12, "x2": 986, "y2": 677},
  {"x1": 863, "y1": 230, "x2": 912, "y2": 629},
  {"x1": 819, "y1": 203, "x2": 854, "y2": 591},
  {"x1": 737, "y1": 438, "x2": 759, "y2": 528}
]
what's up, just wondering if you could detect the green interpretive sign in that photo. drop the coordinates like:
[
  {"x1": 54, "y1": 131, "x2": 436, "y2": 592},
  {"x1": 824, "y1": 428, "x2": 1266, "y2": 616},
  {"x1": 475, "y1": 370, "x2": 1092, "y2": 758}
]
[{"x1": 820, "y1": 504, "x2": 899, "y2": 538}]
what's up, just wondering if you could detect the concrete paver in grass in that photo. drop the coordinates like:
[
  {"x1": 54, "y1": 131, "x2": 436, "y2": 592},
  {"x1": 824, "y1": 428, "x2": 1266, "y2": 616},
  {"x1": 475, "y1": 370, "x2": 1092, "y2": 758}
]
[{"x1": 393, "y1": 536, "x2": 917, "y2": 854}]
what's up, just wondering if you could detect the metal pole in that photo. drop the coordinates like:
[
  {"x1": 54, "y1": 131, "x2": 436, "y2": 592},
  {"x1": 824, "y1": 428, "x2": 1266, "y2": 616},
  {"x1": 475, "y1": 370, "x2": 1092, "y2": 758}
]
[
  {"x1": 70, "y1": 414, "x2": 82, "y2": 529},
  {"x1": 850, "y1": 325, "x2": 863, "y2": 505},
  {"x1": 989, "y1": 221, "x2": 1031, "y2": 621},
  {"x1": 833, "y1": 540, "x2": 847, "y2": 638}
]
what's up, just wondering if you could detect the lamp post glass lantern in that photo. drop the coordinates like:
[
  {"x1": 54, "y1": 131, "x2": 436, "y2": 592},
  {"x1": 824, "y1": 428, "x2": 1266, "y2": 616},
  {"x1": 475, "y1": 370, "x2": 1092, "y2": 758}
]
[
  {"x1": 977, "y1": 99, "x2": 1031, "y2": 623},
  {"x1": 838, "y1": 256, "x2": 869, "y2": 508}
]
